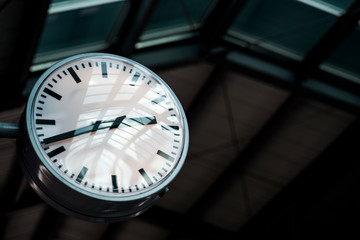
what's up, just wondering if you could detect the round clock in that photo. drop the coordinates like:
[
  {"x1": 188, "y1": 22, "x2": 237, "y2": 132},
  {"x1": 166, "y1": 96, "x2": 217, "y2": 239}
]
[{"x1": 18, "y1": 53, "x2": 189, "y2": 222}]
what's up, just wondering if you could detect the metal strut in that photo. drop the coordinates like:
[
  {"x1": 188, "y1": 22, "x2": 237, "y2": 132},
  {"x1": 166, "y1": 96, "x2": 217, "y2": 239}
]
[{"x1": 0, "y1": 122, "x2": 20, "y2": 138}]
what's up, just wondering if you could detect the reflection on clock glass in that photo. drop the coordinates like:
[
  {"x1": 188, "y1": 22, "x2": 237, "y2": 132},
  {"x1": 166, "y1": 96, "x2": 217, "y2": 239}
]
[{"x1": 31, "y1": 56, "x2": 185, "y2": 196}]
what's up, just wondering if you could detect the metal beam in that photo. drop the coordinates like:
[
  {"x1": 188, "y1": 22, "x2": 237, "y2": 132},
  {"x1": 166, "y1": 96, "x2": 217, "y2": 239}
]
[
  {"x1": 132, "y1": 43, "x2": 205, "y2": 71},
  {"x1": 298, "y1": 0, "x2": 360, "y2": 80},
  {"x1": 108, "y1": 0, "x2": 159, "y2": 57},
  {"x1": 0, "y1": 0, "x2": 50, "y2": 110},
  {"x1": 200, "y1": 0, "x2": 248, "y2": 51},
  {"x1": 209, "y1": 51, "x2": 360, "y2": 115},
  {"x1": 189, "y1": 94, "x2": 296, "y2": 219},
  {"x1": 165, "y1": 76, "x2": 295, "y2": 239},
  {"x1": 238, "y1": 116, "x2": 360, "y2": 238},
  {"x1": 186, "y1": 60, "x2": 227, "y2": 125}
]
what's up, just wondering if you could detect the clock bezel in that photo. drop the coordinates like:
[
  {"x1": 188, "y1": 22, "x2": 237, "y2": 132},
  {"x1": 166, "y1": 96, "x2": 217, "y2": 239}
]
[{"x1": 23, "y1": 53, "x2": 189, "y2": 205}]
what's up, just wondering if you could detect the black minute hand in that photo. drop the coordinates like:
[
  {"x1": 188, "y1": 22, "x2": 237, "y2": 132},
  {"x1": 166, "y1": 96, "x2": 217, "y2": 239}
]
[{"x1": 43, "y1": 115, "x2": 157, "y2": 145}]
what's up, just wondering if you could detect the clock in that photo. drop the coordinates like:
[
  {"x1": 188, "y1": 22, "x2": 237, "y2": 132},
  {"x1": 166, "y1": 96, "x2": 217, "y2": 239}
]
[{"x1": 18, "y1": 53, "x2": 189, "y2": 222}]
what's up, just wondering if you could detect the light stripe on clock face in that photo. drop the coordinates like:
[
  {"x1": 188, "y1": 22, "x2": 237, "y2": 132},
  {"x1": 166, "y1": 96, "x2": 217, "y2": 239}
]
[{"x1": 32, "y1": 56, "x2": 185, "y2": 196}]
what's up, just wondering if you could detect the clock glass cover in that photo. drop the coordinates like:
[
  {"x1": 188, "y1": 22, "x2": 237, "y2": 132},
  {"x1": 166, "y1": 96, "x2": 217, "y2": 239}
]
[{"x1": 26, "y1": 53, "x2": 188, "y2": 201}]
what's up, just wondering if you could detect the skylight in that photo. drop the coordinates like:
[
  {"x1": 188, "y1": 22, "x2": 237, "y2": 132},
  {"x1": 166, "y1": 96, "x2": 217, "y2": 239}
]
[{"x1": 296, "y1": 0, "x2": 345, "y2": 16}]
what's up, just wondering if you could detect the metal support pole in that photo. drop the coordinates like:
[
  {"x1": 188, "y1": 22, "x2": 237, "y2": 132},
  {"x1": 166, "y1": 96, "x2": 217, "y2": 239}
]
[{"x1": 0, "y1": 122, "x2": 20, "y2": 138}]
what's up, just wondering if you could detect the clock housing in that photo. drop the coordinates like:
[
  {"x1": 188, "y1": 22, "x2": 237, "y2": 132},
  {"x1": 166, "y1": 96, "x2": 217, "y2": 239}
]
[{"x1": 18, "y1": 53, "x2": 189, "y2": 222}]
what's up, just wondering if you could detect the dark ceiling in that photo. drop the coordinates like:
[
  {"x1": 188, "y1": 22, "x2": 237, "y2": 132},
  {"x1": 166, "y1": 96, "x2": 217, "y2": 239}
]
[{"x1": 1, "y1": 0, "x2": 360, "y2": 239}]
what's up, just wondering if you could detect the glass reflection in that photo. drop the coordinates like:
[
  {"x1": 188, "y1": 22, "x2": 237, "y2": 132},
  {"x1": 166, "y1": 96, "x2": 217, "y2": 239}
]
[{"x1": 46, "y1": 58, "x2": 182, "y2": 194}]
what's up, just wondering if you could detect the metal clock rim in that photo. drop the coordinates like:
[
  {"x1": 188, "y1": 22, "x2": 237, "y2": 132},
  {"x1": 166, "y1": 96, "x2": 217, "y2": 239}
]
[{"x1": 25, "y1": 53, "x2": 189, "y2": 202}]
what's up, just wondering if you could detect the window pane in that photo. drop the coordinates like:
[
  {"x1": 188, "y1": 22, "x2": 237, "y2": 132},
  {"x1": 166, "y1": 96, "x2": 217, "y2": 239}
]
[
  {"x1": 141, "y1": 0, "x2": 215, "y2": 39},
  {"x1": 35, "y1": 1, "x2": 125, "y2": 60},
  {"x1": 322, "y1": 0, "x2": 355, "y2": 9},
  {"x1": 51, "y1": 0, "x2": 68, "y2": 3},
  {"x1": 228, "y1": 0, "x2": 337, "y2": 59},
  {"x1": 322, "y1": 25, "x2": 360, "y2": 83}
]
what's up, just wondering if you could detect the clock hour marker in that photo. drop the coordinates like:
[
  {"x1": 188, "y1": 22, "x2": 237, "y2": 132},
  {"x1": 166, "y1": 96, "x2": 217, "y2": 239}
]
[
  {"x1": 157, "y1": 150, "x2": 175, "y2": 162},
  {"x1": 101, "y1": 62, "x2": 107, "y2": 78},
  {"x1": 161, "y1": 125, "x2": 179, "y2": 131},
  {"x1": 47, "y1": 146, "x2": 66, "y2": 158},
  {"x1": 112, "y1": 175, "x2": 119, "y2": 192},
  {"x1": 76, "y1": 166, "x2": 88, "y2": 183},
  {"x1": 44, "y1": 87, "x2": 62, "y2": 101},
  {"x1": 68, "y1": 67, "x2": 81, "y2": 83},
  {"x1": 36, "y1": 119, "x2": 56, "y2": 125},
  {"x1": 131, "y1": 72, "x2": 140, "y2": 84},
  {"x1": 139, "y1": 168, "x2": 153, "y2": 186},
  {"x1": 151, "y1": 95, "x2": 166, "y2": 105}
]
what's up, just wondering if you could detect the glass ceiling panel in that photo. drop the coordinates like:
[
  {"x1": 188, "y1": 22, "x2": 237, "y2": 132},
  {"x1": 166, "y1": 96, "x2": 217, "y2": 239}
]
[
  {"x1": 139, "y1": 0, "x2": 215, "y2": 42},
  {"x1": 322, "y1": 0, "x2": 355, "y2": 9},
  {"x1": 34, "y1": 0, "x2": 126, "y2": 64},
  {"x1": 322, "y1": 25, "x2": 360, "y2": 84},
  {"x1": 228, "y1": 0, "x2": 338, "y2": 60}
]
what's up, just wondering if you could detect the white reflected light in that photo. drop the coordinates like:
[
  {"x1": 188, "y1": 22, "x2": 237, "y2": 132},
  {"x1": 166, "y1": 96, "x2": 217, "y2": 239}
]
[{"x1": 296, "y1": 0, "x2": 345, "y2": 16}]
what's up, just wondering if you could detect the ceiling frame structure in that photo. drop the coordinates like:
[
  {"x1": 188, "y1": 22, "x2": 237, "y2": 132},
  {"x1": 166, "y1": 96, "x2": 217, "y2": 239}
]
[
  {"x1": 1, "y1": 0, "x2": 360, "y2": 239},
  {"x1": 0, "y1": 0, "x2": 50, "y2": 110},
  {"x1": 239, "y1": 117, "x2": 360, "y2": 238}
]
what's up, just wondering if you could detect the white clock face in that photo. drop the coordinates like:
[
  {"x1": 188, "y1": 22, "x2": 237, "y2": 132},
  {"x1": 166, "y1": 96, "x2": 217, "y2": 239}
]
[{"x1": 29, "y1": 54, "x2": 186, "y2": 197}]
